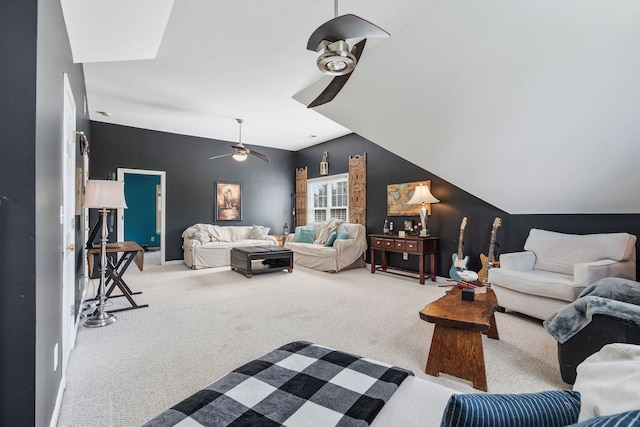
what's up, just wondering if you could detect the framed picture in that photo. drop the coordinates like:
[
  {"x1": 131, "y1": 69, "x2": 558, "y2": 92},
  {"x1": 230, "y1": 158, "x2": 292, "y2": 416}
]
[
  {"x1": 215, "y1": 181, "x2": 242, "y2": 221},
  {"x1": 387, "y1": 180, "x2": 432, "y2": 216}
]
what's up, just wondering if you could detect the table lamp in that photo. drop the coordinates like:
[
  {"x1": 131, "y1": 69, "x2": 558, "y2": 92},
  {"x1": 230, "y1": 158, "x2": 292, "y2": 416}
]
[
  {"x1": 407, "y1": 182, "x2": 439, "y2": 237},
  {"x1": 82, "y1": 179, "x2": 127, "y2": 327}
]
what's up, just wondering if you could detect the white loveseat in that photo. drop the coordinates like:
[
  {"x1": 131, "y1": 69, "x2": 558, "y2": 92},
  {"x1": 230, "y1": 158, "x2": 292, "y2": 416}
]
[
  {"x1": 284, "y1": 221, "x2": 368, "y2": 272},
  {"x1": 182, "y1": 224, "x2": 278, "y2": 269},
  {"x1": 489, "y1": 228, "x2": 637, "y2": 320}
]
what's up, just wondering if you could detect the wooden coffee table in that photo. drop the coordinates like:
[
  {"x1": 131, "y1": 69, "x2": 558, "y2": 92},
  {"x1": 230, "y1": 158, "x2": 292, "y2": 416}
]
[
  {"x1": 419, "y1": 287, "x2": 500, "y2": 391},
  {"x1": 230, "y1": 246, "x2": 293, "y2": 278}
]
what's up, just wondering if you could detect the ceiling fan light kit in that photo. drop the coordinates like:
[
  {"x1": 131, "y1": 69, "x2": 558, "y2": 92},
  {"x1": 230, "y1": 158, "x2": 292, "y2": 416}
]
[
  {"x1": 317, "y1": 40, "x2": 356, "y2": 75},
  {"x1": 232, "y1": 152, "x2": 248, "y2": 162}
]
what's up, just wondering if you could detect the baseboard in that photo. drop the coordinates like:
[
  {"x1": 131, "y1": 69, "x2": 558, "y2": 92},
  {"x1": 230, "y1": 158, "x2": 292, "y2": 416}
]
[{"x1": 49, "y1": 376, "x2": 66, "y2": 427}]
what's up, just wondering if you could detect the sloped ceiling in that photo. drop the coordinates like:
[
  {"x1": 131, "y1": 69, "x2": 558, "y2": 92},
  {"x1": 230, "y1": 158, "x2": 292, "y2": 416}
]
[{"x1": 62, "y1": 0, "x2": 640, "y2": 214}]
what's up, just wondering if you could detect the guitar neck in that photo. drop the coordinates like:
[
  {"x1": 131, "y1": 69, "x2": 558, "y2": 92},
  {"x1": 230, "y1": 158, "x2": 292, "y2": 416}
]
[
  {"x1": 488, "y1": 231, "x2": 497, "y2": 263},
  {"x1": 457, "y1": 229, "x2": 465, "y2": 258}
]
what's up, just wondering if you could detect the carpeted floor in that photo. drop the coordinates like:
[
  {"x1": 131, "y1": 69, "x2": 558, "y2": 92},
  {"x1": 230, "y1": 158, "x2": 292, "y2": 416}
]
[{"x1": 56, "y1": 254, "x2": 568, "y2": 426}]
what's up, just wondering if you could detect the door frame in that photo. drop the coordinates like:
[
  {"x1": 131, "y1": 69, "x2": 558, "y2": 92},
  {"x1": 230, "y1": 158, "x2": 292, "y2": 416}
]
[
  {"x1": 61, "y1": 73, "x2": 77, "y2": 373},
  {"x1": 116, "y1": 168, "x2": 166, "y2": 264}
]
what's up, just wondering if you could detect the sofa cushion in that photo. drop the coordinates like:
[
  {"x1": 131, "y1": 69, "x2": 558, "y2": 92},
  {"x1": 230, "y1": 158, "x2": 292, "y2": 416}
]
[
  {"x1": 439, "y1": 390, "x2": 580, "y2": 427},
  {"x1": 228, "y1": 226, "x2": 252, "y2": 241},
  {"x1": 488, "y1": 267, "x2": 585, "y2": 302},
  {"x1": 566, "y1": 410, "x2": 640, "y2": 426},
  {"x1": 324, "y1": 231, "x2": 338, "y2": 247},
  {"x1": 190, "y1": 230, "x2": 211, "y2": 244},
  {"x1": 248, "y1": 224, "x2": 270, "y2": 240},
  {"x1": 294, "y1": 226, "x2": 316, "y2": 243},
  {"x1": 336, "y1": 225, "x2": 350, "y2": 240},
  {"x1": 573, "y1": 343, "x2": 640, "y2": 421},
  {"x1": 524, "y1": 229, "x2": 636, "y2": 275}
]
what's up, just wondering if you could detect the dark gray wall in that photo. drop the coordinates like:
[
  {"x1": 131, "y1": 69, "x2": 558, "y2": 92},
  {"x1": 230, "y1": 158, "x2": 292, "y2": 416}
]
[
  {"x1": 89, "y1": 122, "x2": 296, "y2": 260},
  {"x1": 295, "y1": 134, "x2": 640, "y2": 278},
  {"x1": 1, "y1": 0, "x2": 89, "y2": 425},
  {"x1": 0, "y1": 1, "x2": 38, "y2": 423}
]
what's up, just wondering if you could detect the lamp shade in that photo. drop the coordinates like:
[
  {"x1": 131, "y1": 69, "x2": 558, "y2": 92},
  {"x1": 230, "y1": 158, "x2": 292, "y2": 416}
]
[
  {"x1": 407, "y1": 183, "x2": 440, "y2": 205},
  {"x1": 83, "y1": 180, "x2": 128, "y2": 209}
]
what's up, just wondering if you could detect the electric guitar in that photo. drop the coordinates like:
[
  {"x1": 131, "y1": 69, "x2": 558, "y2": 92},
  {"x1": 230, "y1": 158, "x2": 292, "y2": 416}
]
[
  {"x1": 449, "y1": 217, "x2": 469, "y2": 281},
  {"x1": 478, "y1": 217, "x2": 502, "y2": 284}
]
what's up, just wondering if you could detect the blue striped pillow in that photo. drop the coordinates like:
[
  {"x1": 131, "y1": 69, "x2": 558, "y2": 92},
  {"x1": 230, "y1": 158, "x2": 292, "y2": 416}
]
[
  {"x1": 440, "y1": 390, "x2": 580, "y2": 427},
  {"x1": 566, "y1": 409, "x2": 640, "y2": 426}
]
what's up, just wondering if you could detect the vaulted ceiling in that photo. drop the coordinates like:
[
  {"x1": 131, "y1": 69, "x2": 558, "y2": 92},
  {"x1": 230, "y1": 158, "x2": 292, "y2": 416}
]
[{"x1": 61, "y1": 0, "x2": 640, "y2": 215}]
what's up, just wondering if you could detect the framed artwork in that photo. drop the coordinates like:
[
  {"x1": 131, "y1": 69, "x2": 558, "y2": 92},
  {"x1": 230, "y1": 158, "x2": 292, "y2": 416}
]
[
  {"x1": 215, "y1": 181, "x2": 242, "y2": 221},
  {"x1": 387, "y1": 180, "x2": 432, "y2": 216}
]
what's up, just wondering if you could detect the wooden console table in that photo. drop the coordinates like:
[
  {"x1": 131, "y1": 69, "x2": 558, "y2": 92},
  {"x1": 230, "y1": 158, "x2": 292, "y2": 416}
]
[{"x1": 370, "y1": 234, "x2": 438, "y2": 284}]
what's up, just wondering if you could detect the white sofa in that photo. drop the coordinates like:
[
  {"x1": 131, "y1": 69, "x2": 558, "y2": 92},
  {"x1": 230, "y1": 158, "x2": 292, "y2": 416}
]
[
  {"x1": 489, "y1": 228, "x2": 636, "y2": 320},
  {"x1": 284, "y1": 221, "x2": 368, "y2": 272},
  {"x1": 182, "y1": 224, "x2": 278, "y2": 269}
]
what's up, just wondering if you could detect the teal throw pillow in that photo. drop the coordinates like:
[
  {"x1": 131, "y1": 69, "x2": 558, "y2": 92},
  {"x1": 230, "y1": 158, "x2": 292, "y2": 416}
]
[
  {"x1": 324, "y1": 231, "x2": 338, "y2": 247},
  {"x1": 440, "y1": 390, "x2": 581, "y2": 427},
  {"x1": 566, "y1": 410, "x2": 640, "y2": 426},
  {"x1": 336, "y1": 226, "x2": 350, "y2": 240},
  {"x1": 293, "y1": 226, "x2": 315, "y2": 243}
]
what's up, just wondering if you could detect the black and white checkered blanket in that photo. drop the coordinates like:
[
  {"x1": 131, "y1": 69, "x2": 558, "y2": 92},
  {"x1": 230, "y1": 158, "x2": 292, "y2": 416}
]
[{"x1": 143, "y1": 341, "x2": 413, "y2": 427}]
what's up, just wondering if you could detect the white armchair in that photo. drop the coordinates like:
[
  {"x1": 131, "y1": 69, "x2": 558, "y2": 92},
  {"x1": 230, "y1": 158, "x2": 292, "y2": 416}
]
[{"x1": 488, "y1": 229, "x2": 637, "y2": 320}]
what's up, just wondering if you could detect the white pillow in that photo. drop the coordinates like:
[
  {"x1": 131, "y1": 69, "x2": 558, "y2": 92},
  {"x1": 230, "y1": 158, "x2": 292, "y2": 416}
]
[
  {"x1": 249, "y1": 225, "x2": 270, "y2": 240},
  {"x1": 573, "y1": 343, "x2": 640, "y2": 421}
]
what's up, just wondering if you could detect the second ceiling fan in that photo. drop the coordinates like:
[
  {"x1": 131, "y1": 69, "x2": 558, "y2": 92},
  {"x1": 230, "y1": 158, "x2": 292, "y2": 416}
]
[
  {"x1": 209, "y1": 119, "x2": 270, "y2": 163},
  {"x1": 306, "y1": 1, "x2": 390, "y2": 108}
]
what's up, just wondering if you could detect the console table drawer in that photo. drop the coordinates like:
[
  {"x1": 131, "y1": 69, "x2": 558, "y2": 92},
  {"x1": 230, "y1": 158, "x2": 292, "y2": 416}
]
[
  {"x1": 406, "y1": 241, "x2": 419, "y2": 252},
  {"x1": 372, "y1": 237, "x2": 394, "y2": 248},
  {"x1": 394, "y1": 240, "x2": 407, "y2": 250}
]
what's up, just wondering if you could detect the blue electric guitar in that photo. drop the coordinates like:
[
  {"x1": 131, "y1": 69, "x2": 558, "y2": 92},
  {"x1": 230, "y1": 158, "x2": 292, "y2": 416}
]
[{"x1": 449, "y1": 217, "x2": 469, "y2": 281}]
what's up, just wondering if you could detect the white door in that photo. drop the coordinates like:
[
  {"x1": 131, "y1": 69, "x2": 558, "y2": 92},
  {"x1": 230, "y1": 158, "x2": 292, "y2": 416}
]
[{"x1": 62, "y1": 73, "x2": 77, "y2": 372}]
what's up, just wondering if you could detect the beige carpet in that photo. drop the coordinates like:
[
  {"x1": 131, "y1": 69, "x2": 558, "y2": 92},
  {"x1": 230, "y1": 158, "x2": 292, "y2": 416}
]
[{"x1": 56, "y1": 254, "x2": 568, "y2": 426}]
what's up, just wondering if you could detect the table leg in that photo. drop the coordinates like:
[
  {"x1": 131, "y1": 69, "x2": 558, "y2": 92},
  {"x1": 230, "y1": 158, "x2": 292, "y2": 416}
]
[
  {"x1": 485, "y1": 313, "x2": 500, "y2": 340},
  {"x1": 425, "y1": 325, "x2": 488, "y2": 391},
  {"x1": 370, "y1": 248, "x2": 376, "y2": 274},
  {"x1": 431, "y1": 252, "x2": 437, "y2": 282},
  {"x1": 419, "y1": 254, "x2": 426, "y2": 284}
]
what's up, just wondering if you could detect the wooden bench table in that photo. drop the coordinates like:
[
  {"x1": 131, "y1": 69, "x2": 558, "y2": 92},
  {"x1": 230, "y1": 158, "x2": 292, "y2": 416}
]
[{"x1": 419, "y1": 287, "x2": 500, "y2": 391}]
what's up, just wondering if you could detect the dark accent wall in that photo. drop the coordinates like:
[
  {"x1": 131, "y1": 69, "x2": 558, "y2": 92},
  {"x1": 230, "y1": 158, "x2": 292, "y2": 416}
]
[
  {"x1": 295, "y1": 134, "x2": 640, "y2": 278},
  {"x1": 89, "y1": 122, "x2": 296, "y2": 260},
  {"x1": 1, "y1": 0, "x2": 89, "y2": 425}
]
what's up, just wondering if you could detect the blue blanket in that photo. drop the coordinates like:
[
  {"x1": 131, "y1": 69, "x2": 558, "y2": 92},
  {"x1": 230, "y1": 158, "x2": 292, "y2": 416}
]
[
  {"x1": 544, "y1": 277, "x2": 640, "y2": 344},
  {"x1": 143, "y1": 341, "x2": 413, "y2": 426}
]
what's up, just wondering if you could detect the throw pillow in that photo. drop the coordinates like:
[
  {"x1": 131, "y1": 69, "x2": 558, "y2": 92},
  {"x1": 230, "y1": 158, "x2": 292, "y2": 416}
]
[
  {"x1": 324, "y1": 231, "x2": 338, "y2": 247},
  {"x1": 565, "y1": 410, "x2": 640, "y2": 426},
  {"x1": 248, "y1": 224, "x2": 270, "y2": 240},
  {"x1": 293, "y1": 226, "x2": 315, "y2": 243},
  {"x1": 336, "y1": 225, "x2": 350, "y2": 240},
  {"x1": 440, "y1": 390, "x2": 581, "y2": 427}
]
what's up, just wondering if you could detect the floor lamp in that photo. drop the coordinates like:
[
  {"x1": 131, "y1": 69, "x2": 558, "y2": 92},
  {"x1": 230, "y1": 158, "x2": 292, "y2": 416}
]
[
  {"x1": 407, "y1": 182, "x2": 440, "y2": 237},
  {"x1": 82, "y1": 179, "x2": 128, "y2": 328}
]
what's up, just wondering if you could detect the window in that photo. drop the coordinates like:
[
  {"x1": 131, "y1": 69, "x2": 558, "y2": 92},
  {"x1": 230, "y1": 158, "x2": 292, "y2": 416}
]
[{"x1": 307, "y1": 173, "x2": 348, "y2": 223}]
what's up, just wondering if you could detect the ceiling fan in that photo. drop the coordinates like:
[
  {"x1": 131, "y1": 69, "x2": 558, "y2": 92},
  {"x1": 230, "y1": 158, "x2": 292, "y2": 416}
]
[
  {"x1": 306, "y1": 0, "x2": 389, "y2": 108},
  {"x1": 209, "y1": 119, "x2": 270, "y2": 163}
]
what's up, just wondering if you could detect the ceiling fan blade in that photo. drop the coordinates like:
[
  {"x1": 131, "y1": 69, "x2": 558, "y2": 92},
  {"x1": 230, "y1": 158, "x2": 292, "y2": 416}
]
[
  {"x1": 209, "y1": 153, "x2": 234, "y2": 160},
  {"x1": 245, "y1": 148, "x2": 271, "y2": 163},
  {"x1": 308, "y1": 39, "x2": 366, "y2": 108},
  {"x1": 307, "y1": 14, "x2": 388, "y2": 51}
]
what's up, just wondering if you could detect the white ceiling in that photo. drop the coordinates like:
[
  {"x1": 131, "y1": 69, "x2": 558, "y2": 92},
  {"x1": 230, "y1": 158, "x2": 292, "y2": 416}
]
[{"x1": 62, "y1": 0, "x2": 640, "y2": 215}]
